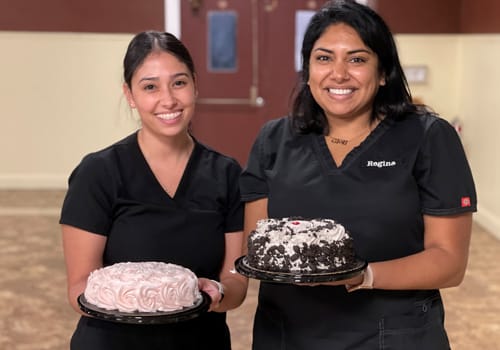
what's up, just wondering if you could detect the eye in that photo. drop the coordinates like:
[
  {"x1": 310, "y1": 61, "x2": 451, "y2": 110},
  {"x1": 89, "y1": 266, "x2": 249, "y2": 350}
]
[
  {"x1": 349, "y1": 56, "x2": 368, "y2": 64},
  {"x1": 173, "y1": 79, "x2": 188, "y2": 88},
  {"x1": 312, "y1": 54, "x2": 332, "y2": 65},
  {"x1": 143, "y1": 84, "x2": 156, "y2": 91}
]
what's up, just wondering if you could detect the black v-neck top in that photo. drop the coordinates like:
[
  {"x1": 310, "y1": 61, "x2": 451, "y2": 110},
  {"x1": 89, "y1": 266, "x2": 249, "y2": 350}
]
[
  {"x1": 60, "y1": 132, "x2": 243, "y2": 349},
  {"x1": 240, "y1": 114, "x2": 476, "y2": 349}
]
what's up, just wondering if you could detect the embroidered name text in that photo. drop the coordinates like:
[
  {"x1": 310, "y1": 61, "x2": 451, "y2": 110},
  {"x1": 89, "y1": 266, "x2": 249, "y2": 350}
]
[{"x1": 366, "y1": 160, "x2": 397, "y2": 168}]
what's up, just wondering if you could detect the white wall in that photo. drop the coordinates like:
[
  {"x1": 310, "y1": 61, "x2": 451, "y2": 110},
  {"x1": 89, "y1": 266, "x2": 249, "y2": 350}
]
[{"x1": 0, "y1": 30, "x2": 498, "y2": 237}]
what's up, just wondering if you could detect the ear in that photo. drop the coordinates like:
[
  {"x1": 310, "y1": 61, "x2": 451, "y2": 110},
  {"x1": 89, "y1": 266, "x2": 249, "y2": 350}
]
[
  {"x1": 193, "y1": 73, "x2": 199, "y2": 97},
  {"x1": 123, "y1": 83, "x2": 136, "y2": 108},
  {"x1": 379, "y1": 72, "x2": 386, "y2": 86}
]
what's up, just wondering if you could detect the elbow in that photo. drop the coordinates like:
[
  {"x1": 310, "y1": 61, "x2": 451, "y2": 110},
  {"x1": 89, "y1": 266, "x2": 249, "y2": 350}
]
[
  {"x1": 442, "y1": 265, "x2": 467, "y2": 288},
  {"x1": 451, "y1": 270, "x2": 467, "y2": 287}
]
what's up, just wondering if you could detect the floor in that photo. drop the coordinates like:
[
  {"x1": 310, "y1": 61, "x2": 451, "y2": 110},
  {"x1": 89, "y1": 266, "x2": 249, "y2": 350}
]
[{"x1": 0, "y1": 190, "x2": 499, "y2": 350}]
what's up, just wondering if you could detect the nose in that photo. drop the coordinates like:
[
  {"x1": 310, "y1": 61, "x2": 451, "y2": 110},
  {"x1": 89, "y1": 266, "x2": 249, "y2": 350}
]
[
  {"x1": 159, "y1": 86, "x2": 177, "y2": 107},
  {"x1": 330, "y1": 61, "x2": 349, "y2": 81}
]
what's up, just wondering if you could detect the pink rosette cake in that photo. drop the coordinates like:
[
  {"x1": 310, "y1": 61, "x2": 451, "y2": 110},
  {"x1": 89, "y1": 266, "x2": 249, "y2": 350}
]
[{"x1": 84, "y1": 262, "x2": 201, "y2": 313}]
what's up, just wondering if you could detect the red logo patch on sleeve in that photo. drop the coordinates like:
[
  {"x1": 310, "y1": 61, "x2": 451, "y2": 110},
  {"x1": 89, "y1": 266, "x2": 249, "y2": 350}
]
[{"x1": 461, "y1": 197, "x2": 471, "y2": 207}]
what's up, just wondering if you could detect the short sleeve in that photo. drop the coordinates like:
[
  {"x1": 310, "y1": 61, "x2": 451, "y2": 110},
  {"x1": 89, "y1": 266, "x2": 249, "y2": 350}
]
[
  {"x1": 240, "y1": 122, "x2": 273, "y2": 202},
  {"x1": 223, "y1": 160, "x2": 245, "y2": 233},
  {"x1": 414, "y1": 117, "x2": 477, "y2": 215},
  {"x1": 59, "y1": 153, "x2": 117, "y2": 235}
]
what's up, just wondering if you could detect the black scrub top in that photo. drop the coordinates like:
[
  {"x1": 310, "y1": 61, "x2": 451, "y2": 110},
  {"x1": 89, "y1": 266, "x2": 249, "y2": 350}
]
[
  {"x1": 240, "y1": 114, "x2": 477, "y2": 350},
  {"x1": 60, "y1": 132, "x2": 243, "y2": 350}
]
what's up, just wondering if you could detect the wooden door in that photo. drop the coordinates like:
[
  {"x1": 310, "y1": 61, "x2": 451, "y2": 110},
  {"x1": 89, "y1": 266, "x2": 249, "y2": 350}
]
[{"x1": 181, "y1": 0, "x2": 328, "y2": 165}]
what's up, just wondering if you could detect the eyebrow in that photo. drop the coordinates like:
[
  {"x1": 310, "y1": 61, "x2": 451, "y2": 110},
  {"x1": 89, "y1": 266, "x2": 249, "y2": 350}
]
[
  {"x1": 313, "y1": 47, "x2": 372, "y2": 55},
  {"x1": 138, "y1": 72, "x2": 190, "y2": 83}
]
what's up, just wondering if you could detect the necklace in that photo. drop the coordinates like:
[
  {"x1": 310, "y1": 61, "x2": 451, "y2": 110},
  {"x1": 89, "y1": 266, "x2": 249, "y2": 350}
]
[
  {"x1": 328, "y1": 136, "x2": 350, "y2": 145},
  {"x1": 327, "y1": 125, "x2": 372, "y2": 146}
]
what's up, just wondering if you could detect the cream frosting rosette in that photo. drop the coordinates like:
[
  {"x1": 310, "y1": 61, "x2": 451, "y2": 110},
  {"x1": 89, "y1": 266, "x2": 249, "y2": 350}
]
[{"x1": 84, "y1": 262, "x2": 201, "y2": 313}]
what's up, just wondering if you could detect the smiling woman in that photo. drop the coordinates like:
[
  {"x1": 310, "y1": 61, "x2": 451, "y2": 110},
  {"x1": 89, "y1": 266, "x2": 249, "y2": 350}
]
[
  {"x1": 123, "y1": 49, "x2": 197, "y2": 178},
  {"x1": 307, "y1": 23, "x2": 386, "y2": 152},
  {"x1": 239, "y1": 1, "x2": 477, "y2": 349},
  {"x1": 59, "y1": 31, "x2": 248, "y2": 350}
]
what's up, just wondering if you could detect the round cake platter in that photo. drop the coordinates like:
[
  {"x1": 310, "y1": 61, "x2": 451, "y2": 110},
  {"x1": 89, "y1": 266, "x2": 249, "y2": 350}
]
[
  {"x1": 235, "y1": 256, "x2": 367, "y2": 284},
  {"x1": 77, "y1": 291, "x2": 211, "y2": 325}
]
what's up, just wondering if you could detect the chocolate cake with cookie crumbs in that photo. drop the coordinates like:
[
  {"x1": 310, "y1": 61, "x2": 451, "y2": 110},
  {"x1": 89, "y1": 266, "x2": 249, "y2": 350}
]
[{"x1": 247, "y1": 217, "x2": 356, "y2": 273}]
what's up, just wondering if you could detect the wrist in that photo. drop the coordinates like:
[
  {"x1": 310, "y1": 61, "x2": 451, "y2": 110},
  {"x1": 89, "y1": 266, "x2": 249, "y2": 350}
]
[
  {"x1": 346, "y1": 264, "x2": 374, "y2": 292},
  {"x1": 210, "y1": 279, "x2": 225, "y2": 302}
]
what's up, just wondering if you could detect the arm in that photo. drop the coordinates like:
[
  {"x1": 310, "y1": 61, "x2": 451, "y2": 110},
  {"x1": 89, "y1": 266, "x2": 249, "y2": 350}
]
[
  {"x1": 242, "y1": 198, "x2": 269, "y2": 255},
  {"x1": 364, "y1": 118, "x2": 474, "y2": 290},
  {"x1": 200, "y1": 198, "x2": 268, "y2": 310},
  {"x1": 368, "y1": 212, "x2": 472, "y2": 290},
  {"x1": 61, "y1": 224, "x2": 106, "y2": 314},
  {"x1": 200, "y1": 230, "x2": 248, "y2": 312}
]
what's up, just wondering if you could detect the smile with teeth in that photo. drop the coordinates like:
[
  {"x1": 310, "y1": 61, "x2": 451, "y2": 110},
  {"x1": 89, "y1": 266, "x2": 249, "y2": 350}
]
[
  {"x1": 157, "y1": 111, "x2": 181, "y2": 120},
  {"x1": 328, "y1": 88, "x2": 354, "y2": 95}
]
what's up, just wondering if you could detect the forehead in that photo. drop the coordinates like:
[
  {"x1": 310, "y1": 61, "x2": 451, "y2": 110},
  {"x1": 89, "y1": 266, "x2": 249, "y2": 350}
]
[
  {"x1": 133, "y1": 51, "x2": 189, "y2": 77},
  {"x1": 313, "y1": 23, "x2": 367, "y2": 49}
]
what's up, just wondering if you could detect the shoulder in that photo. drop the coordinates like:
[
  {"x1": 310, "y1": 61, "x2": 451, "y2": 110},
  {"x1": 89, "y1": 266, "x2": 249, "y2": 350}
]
[
  {"x1": 79, "y1": 133, "x2": 137, "y2": 165},
  {"x1": 414, "y1": 112, "x2": 450, "y2": 130},
  {"x1": 71, "y1": 133, "x2": 138, "y2": 179},
  {"x1": 390, "y1": 113, "x2": 464, "y2": 160},
  {"x1": 258, "y1": 116, "x2": 293, "y2": 137},
  {"x1": 252, "y1": 116, "x2": 298, "y2": 150},
  {"x1": 413, "y1": 113, "x2": 459, "y2": 144},
  {"x1": 391, "y1": 112, "x2": 455, "y2": 138},
  {"x1": 194, "y1": 139, "x2": 242, "y2": 173}
]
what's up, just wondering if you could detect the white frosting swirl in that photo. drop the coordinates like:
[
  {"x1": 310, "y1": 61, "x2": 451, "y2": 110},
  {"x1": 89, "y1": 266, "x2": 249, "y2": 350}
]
[
  {"x1": 84, "y1": 262, "x2": 201, "y2": 313},
  {"x1": 255, "y1": 217, "x2": 348, "y2": 244},
  {"x1": 249, "y1": 217, "x2": 353, "y2": 272}
]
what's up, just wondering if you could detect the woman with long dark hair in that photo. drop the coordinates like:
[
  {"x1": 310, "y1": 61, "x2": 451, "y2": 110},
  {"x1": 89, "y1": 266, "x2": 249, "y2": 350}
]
[{"x1": 240, "y1": 1, "x2": 476, "y2": 348}]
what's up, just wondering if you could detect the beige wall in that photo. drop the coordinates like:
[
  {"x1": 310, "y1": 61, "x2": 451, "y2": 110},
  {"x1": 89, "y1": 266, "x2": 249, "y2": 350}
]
[
  {"x1": 457, "y1": 35, "x2": 500, "y2": 239},
  {"x1": 396, "y1": 35, "x2": 461, "y2": 120},
  {"x1": 395, "y1": 34, "x2": 500, "y2": 239},
  {"x1": 0, "y1": 31, "x2": 137, "y2": 188},
  {"x1": 0, "y1": 31, "x2": 498, "y2": 237}
]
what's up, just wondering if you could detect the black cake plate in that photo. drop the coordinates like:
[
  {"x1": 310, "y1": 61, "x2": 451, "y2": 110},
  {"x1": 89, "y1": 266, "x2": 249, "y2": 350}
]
[
  {"x1": 235, "y1": 255, "x2": 367, "y2": 284},
  {"x1": 78, "y1": 291, "x2": 211, "y2": 325}
]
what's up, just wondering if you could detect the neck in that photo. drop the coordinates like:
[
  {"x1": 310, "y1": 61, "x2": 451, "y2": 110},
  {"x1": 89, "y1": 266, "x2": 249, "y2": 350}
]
[
  {"x1": 138, "y1": 130, "x2": 194, "y2": 159},
  {"x1": 328, "y1": 124, "x2": 371, "y2": 140},
  {"x1": 327, "y1": 118, "x2": 378, "y2": 146}
]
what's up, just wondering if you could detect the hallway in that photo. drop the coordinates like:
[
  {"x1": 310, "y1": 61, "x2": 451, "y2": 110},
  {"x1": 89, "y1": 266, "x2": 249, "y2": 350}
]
[{"x1": 0, "y1": 190, "x2": 498, "y2": 349}]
